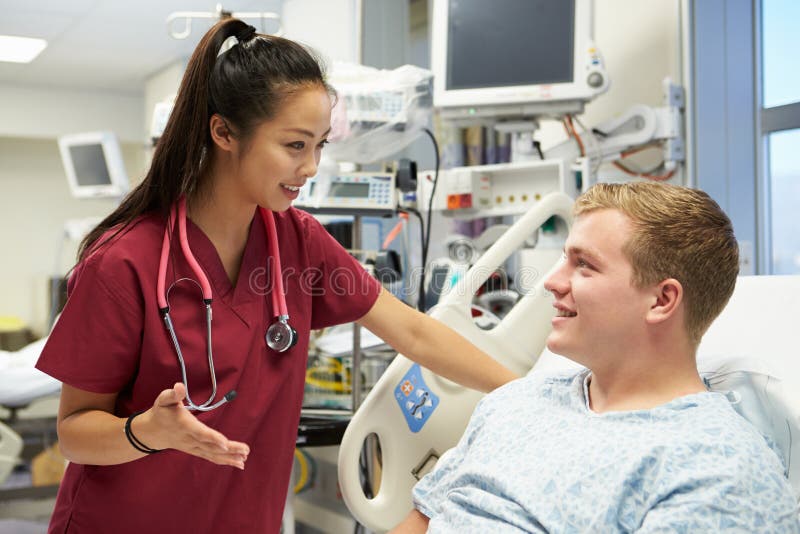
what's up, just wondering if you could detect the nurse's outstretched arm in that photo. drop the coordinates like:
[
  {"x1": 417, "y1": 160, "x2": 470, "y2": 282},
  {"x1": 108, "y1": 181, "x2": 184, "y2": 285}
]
[
  {"x1": 357, "y1": 288, "x2": 518, "y2": 392},
  {"x1": 57, "y1": 383, "x2": 250, "y2": 468}
]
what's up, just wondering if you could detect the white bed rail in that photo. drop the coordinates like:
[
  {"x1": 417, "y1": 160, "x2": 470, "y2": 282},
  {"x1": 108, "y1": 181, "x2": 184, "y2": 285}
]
[{"x1": 338, "y1": 192, "x2": 574, "y2": 532}]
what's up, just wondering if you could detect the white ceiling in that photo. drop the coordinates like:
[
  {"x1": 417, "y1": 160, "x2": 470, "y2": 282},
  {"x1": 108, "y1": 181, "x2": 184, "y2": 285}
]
[{"x1": 0, "y1": 0, "x2": 284, "y2": 95}]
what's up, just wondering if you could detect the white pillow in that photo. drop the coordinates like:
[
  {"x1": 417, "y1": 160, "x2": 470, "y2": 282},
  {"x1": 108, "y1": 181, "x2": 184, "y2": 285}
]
[{"x1": 699, "y1": 355, "x2": 800, "y2": 501}]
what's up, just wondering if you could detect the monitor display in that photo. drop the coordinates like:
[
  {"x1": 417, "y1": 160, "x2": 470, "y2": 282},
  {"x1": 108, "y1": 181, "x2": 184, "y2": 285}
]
[
  {"x1": 446, "y1": 1, "x2": 574, "y2": 91},
  {"x1": 58, "y1": 131, "x2": 129, "y2": 199},
  {"x1": 68, "y1": 144, "x2": 113, "y2": 186},
  {"x1": 432, "y1": 0, "x2": 609, "y2": 119},
  {"x1": 329, "y1": 182, "x2": 371, "y2": 198}
]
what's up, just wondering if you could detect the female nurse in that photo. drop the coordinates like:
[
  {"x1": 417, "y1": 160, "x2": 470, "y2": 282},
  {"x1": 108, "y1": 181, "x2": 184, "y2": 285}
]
[{"x1": 35, "y1": 18, "x2": 517, "y2": 534}]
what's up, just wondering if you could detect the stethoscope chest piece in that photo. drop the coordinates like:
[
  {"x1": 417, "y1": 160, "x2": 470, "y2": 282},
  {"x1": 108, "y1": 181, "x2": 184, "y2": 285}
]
[{"x1": 266, "y1": 317, "x2": 297, "y2": 352}]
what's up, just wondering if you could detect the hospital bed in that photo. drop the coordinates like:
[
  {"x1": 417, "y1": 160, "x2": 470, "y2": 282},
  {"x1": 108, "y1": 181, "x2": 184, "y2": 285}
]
[
  {"x1": 338, "y1": 192, "x2": 800, "y2": 532},
  {"x1": 0, "y1": 338, "x2": 62, "y2": 486}
]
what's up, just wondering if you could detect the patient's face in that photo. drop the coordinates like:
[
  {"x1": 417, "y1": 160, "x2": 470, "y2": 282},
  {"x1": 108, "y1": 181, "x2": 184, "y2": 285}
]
[{"x1": 544, "y1": 209, "x2": 653, "y2": 365}]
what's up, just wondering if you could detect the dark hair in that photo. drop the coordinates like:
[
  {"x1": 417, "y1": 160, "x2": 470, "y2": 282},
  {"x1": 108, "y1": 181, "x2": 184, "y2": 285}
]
[{"x1": 78, "y1": 18, "x2": 331, "y2": 260}]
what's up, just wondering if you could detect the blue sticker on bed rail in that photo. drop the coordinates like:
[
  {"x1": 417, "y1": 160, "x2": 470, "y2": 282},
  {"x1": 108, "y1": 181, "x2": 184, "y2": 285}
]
[{"x1": 394, "y1": 363, "x2": 439, "y2": 433}]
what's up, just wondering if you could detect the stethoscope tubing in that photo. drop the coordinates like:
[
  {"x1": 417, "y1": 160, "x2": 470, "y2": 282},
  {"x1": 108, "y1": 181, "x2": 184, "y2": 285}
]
[
  {"x1": 259, "y1": 206, "x2": 288, "y2": 317},
  {"x1": 155, "y1": 197, "x2": 291, "y2": 412},
  {"x1": 163, "y1": 303, "x2": 227, "y2": 411}
]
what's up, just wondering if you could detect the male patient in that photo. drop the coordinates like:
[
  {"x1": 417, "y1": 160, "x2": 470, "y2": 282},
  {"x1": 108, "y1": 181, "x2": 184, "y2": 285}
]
[{"x1": 393, "y1": 182, "x2": 799, "y2": 533}]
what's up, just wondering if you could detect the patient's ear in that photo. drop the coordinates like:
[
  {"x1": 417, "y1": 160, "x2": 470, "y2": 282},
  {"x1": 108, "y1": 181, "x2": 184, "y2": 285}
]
[{"x1": 645, "y1": 278, "x2": 683, "y2": 325}]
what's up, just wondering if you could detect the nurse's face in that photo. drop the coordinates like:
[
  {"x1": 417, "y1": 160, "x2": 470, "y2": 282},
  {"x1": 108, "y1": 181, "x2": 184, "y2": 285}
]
[
  {"x1": 229, "y1": 85, "x2": 332, "y2": 212},
  {"x1": 543, "y1": 209, "x2": 654, "y2": 366}
]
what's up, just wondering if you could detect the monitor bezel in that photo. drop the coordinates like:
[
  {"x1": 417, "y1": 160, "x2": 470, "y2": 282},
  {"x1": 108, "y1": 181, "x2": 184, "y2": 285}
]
[
  {"x1": 431, "y1": 0, "x2": 608, "y2": 115},
  {"x1": 57, "y1": 131, "x2": 129, "y2": 200}
]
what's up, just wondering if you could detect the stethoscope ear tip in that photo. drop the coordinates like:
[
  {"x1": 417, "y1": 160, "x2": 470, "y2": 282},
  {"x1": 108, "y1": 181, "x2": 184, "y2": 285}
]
[{"x1": 224, "y1": 390, "x2": 238, "y2": 402}]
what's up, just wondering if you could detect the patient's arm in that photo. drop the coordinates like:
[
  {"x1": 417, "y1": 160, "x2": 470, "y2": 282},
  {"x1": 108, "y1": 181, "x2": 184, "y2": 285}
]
[
  {"x1": 637, "y1": 476, "x2": 799, "y2": 532},
  {"x1": 389, "y1": 509, "x2": 429, "y2": 533}
]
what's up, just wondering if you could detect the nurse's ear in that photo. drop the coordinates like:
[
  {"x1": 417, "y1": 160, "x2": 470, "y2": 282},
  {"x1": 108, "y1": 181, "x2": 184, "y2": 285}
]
[{"x1": 209, "y1": 114, "x2": 237, "y2": 153}]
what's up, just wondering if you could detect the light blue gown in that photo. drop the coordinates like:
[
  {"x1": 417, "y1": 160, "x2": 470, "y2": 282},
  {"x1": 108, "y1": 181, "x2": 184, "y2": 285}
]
[{"x1": 413, "y1": 369, "x2": 800, "y2": 533}]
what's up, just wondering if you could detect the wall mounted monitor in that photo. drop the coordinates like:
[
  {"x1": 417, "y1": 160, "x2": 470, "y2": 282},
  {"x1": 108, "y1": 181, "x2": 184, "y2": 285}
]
[
  {"x1": 431, "y1": 0, "x2": 609, "y2": 121},
  {"x1": 57, "y1": 131, "x2": 129, "y2": 199}
]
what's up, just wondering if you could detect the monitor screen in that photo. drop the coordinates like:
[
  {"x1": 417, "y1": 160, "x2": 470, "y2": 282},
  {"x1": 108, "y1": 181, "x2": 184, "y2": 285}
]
[
  {"x1": 446, "y1": 0, "x2": 575, "y2": 91},
  {"x1": 68, "y1": 144, "x2": 113, "y2": 186},
  {"x1": 58, "y1": 131, "x2": 129, "y2": 199},
  {"x1": 432, "y1": 0, "x2": 607, "y2": 118},
  {"x1": 329, "y1": 182, "x2": 371, "y2": 198}
]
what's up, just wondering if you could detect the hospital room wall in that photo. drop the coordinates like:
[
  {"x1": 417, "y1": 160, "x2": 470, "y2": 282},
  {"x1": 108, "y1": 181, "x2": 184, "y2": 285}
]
[
  {"x1": 0, "y1": 137, "x2": 145, "y2": 338},
  {"x1": 0, "y1": 85, "x2": 146, "y2": 338}
]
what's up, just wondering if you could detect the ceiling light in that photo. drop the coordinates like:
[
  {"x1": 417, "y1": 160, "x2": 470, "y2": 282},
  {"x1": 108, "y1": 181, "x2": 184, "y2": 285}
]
[{"x1": 0, "y1": 35, "x2": 48, "y2": 63}]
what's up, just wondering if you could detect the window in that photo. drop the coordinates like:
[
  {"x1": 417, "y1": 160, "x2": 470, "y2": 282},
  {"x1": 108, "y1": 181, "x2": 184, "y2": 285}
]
[
  {"x1": 766, "y1": 129, "x2": 800, "y2": 273},
  {"x1": 759, "y1": 0, "x2": 800, "y2": 274},
  {"x1": 762, "y1": 0, "x2": 800, "y2": 108}
]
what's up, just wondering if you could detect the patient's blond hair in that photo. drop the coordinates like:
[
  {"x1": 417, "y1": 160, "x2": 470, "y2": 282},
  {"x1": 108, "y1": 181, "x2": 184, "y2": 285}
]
[{"x1": 575, "y1": 182, "x2": 739, "y2": 345}]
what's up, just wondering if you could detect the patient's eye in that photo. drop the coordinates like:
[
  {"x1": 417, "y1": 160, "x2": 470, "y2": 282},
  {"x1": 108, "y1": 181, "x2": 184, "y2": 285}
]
[{"x1": 576, "y1": 257, "x2": 594, "y2": 271}]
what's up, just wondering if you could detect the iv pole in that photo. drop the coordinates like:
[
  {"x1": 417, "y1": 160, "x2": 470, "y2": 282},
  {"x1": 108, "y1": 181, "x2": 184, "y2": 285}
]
[{"x1": 166, "y1": 3, "x2": 283, "y2": 39}]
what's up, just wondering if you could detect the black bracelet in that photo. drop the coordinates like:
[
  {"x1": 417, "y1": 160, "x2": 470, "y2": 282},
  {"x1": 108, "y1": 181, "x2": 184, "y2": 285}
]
[{"x1": 124, "y1": 411, "x2": 162, "y2": 454}]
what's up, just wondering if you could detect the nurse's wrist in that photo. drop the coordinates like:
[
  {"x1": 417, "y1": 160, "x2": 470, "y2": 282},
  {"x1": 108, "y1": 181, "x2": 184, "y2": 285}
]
[{"x1": 128, "y1": 410, "x2": 165, "y2": 453}]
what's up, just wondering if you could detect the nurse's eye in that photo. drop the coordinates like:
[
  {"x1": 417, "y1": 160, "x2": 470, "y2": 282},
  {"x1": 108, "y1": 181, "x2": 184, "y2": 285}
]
[
  {"x1": 317, "y1": 139, "x2": 329, "y2": 149},
  {"x1": 287, "y1": 141, "x2": 305, "y2": 150}
]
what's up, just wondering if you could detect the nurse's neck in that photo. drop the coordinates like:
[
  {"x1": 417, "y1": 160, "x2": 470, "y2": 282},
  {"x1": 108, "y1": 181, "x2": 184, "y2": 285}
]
[{"x1": 187, "y1": 185, "x2": 255, "y2": 286}]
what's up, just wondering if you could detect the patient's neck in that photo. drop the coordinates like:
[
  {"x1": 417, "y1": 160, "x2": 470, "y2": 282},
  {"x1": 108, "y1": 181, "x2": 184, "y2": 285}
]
[{"x1": 586, "y1": 344, "x2": 706, "y2": 414}]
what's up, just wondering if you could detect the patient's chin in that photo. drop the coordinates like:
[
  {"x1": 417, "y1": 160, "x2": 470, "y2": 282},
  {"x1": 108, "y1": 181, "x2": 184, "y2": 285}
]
[
  {"x1": 546, "y1": 335, "x2": 576, "y2": 359},
  {"x1": 545, "y1": 336, "x2": 565, "y2": 354}
]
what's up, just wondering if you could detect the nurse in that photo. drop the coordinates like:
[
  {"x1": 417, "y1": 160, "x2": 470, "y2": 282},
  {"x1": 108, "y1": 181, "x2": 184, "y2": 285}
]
[{"x1": 35, "y1": 17, "x2": 516, "y2": 534}]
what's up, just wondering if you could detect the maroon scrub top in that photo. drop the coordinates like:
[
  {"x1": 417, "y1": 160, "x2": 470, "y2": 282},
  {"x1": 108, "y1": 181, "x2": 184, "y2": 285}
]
[{"x1": 36, "y1": 207, "x2": 381, "y2": 534}]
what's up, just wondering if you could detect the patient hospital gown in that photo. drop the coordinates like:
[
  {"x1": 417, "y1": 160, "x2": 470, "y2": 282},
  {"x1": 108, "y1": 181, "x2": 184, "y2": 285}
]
[{"x1": 413, "y1": 369, "x2": 800, "y2": 533}]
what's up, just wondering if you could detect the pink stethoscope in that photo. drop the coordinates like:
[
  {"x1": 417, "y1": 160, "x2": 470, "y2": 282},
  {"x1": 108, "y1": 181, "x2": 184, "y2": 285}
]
[{"x1": 156, "y1": 197, "x2": 297, "y2": 411}]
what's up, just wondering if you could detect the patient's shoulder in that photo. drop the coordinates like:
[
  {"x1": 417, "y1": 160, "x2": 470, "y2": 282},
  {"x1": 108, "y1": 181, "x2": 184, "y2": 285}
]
[
  {"x1": 667, "y1": 393, "x2": 788, "y2": 473},
  {"x1": 481, "y1": 367, "x2": 586, "y2": 409},
  {"x1": 497, "y1": 367, "x2": 584, "y2": 392}
]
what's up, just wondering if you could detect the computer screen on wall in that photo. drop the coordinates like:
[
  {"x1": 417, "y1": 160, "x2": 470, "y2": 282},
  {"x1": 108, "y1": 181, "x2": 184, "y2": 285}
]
[
  {"x1": 58, "y1": 131, "x2": 129, "y2": 199},
  {"x1": 446, "y1": 1, "x2": 574, "y2": 91},
  {"x1": 68, "y1": 144, "x2": 113, "y2": 186},
  {"x1": 432, "y1": 0, "x2": 609, "y2": 120}
]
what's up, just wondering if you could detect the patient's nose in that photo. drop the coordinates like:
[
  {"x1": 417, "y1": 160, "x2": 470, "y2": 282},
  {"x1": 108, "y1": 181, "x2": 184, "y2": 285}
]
[{"x1": 544, "y1": 266, "x2": 569, "y2": 297}]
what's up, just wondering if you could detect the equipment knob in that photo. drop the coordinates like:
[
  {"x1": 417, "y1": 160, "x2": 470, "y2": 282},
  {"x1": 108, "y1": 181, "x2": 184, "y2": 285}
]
[{"x1": 587, "y1": 71, "x2": 605, "y2": 88}]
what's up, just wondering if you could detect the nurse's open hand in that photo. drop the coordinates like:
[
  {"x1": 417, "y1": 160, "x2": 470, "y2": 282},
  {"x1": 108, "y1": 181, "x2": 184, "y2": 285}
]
[{"x1": 139, "y1": 383, "x2": 250, "y2": 469}]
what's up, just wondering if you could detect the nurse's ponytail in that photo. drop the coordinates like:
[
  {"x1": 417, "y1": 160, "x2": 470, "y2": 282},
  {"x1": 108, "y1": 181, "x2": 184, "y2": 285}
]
[{"x1": 78, "y1": 17, "x2": 331, "y2": 260}]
